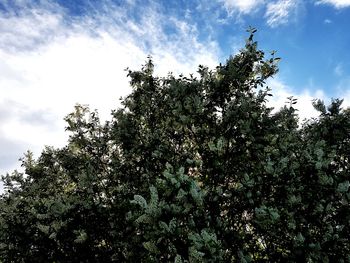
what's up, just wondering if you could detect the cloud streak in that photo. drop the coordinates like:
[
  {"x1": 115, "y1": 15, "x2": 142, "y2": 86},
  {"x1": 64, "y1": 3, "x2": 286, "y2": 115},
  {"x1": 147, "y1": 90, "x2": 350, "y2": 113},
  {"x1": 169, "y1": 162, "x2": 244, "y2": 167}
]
[
  {"x1": 220, "y1": 0, "x2": 265, "y2": 14},
  {"x1": 0, "y1": 1, "x2": 67, "y2": 52},
  {"x1": 265, "y1": 0, "x2": 299, "y2": 28},
  {"x1": 219, "y1": 0, "x2": 300, "y2": 28},
  {"x1": 316, "y1": 0, "x2": 350, "y2": 8}
]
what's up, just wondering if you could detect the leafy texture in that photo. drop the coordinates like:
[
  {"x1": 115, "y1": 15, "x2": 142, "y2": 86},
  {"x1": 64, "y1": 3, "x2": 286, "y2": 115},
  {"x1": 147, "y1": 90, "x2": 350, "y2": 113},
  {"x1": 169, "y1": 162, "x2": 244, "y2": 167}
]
[{"x1": 1, "y1": 30, "x2": 350, "y2": 262}]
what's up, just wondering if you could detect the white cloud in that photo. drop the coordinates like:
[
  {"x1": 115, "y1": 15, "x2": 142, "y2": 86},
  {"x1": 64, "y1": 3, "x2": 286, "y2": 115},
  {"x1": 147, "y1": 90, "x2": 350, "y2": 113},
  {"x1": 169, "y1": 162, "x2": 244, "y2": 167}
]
[
  {"x1": 341, "y1": 89, "x2": 350, "y2": 108},
  {"x1": 267, "y1": 78, "x2": 327, "y2": 121},
  {"x1": 334, "y1": 63, "x2": 343, "y2": 76},
  {"x1": 0, "y1": 2, "x2": 219, "y2": 186},
  {"x1": 324, "y1": 18, "x2": 332, "y2": 23},
  {"x1": 0, "y1": 3, "x2": 66, "y2": 52},
  {"x1": 316, "y1": 0, "x2": 350, "y2": 8},
  {"x1": 267, "y1": 76, "x2": 350, "y2": 123},
  {"x1": 265, "y1": 0, "x2": 299, "y2": 28},
  {"x1": 335, "y1": 77, "x2": 350, "y2": 106},
  {"x1": 219, "y1": 0, "x2": 300, "y2": 27},
  {"x1": 220, "y1": 0, "x2": 265, "y2": 14}
]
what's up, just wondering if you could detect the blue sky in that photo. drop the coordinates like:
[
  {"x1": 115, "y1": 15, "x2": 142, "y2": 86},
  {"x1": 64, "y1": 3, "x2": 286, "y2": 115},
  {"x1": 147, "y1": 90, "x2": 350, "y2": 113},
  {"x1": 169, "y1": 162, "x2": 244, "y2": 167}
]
[{"x1": 1, "y1": 0, "x2": 350, "y2": 187}]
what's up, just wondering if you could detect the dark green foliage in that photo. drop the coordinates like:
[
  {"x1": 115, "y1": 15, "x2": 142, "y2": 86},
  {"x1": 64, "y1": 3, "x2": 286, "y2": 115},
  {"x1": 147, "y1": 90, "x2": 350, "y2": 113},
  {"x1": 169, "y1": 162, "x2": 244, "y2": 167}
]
[{"x1": 1, "y1": 30, "x2": 350, "y2": 262}]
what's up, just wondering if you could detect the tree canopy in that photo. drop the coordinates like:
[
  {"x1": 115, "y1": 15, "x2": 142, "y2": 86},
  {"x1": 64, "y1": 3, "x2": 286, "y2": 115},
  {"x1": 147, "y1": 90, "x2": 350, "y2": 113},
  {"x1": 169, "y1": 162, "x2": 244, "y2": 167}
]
[{"x1": 1, "y1": 29, "x2": 350, "y2": 262}]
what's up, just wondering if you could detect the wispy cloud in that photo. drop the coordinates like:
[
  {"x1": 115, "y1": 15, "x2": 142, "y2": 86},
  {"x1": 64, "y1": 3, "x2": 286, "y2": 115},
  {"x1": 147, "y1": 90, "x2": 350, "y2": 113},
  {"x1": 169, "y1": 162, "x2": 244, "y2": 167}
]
[
  {"x1": 324, "y1": 18, "x2": 333, "y2": 23},
  {"x1": 316, "y1": 0, "x2": 350, "y2": 8},
  {"x1": 334, "y1": 63, "x2": 344, "y2": 76},
  {"x1": 0, "y1": 1, "x2": 67, "y2": 52},
  {"x1": 220, "y1": 0, "x2": 265, "y2": 14},
  {"x1": 219, "y1": 0, "x2": 300, "y2": 28},
  {"x1": 335, "y1": 76, "x2": 350, "y2": 104},
  {"x1": 265, "y1": 0, "x2": 299, "y2": 28}
]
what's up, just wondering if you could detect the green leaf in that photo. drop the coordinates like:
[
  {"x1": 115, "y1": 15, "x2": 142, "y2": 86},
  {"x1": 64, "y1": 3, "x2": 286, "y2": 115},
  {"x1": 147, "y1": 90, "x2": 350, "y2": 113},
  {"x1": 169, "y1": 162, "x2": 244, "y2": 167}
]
[
  {"x1": 37, "y1": 224, "x2": 50, "y2": 235},
  {"x1": 131, "y1": 195, "x2": 148, "y2": 209},
  {"x1": 174, "y1": 254, "x2": 183, "y2": 263},
  {"x1": 143, "y1": 241, "x2": 160, "y2": 254},
  {"x1": 74, "y1": 230, "x2": 87, "y2": 244},
  {"x1": 337, "y1": 181, "x2": 350, "y2": 193},
  {"x1": 296, "y1": 233, "x2": 305, "y2": 244}
]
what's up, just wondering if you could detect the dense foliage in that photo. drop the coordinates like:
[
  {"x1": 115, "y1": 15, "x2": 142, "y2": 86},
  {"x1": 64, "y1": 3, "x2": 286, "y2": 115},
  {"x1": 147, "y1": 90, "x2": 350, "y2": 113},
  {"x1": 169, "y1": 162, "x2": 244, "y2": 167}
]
[{"x1": 1, "y1": 29, "x2": 350, "y2": 262}]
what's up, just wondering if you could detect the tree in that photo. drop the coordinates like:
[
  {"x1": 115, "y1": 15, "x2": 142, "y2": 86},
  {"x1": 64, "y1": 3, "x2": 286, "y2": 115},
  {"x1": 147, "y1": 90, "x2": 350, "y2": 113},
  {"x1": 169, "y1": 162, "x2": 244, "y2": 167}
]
[{"x1": 1, "y1": 29, "x2": 350, "y2": 262}]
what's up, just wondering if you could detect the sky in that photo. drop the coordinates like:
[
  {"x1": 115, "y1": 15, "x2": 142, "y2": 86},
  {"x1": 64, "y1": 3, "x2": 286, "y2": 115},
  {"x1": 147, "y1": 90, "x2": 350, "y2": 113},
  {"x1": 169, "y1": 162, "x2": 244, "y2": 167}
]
[{"x1": 1, "y1": 0, "x2": 350, "y2": 190}]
